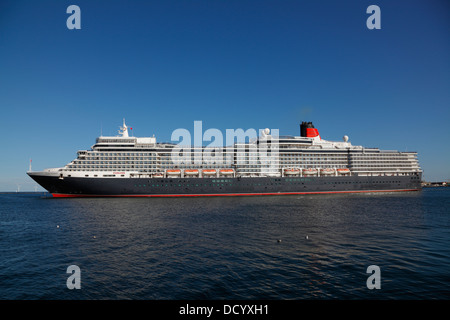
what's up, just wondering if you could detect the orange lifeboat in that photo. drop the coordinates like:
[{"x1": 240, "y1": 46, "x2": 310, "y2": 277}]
[
  {"x1": 303, "y1": 168, "x2": 318, "y2": 175},
  {"x1": 166, "y1": 169, "x2": 181, "y2": 176},
  {"x1": 320, "y1": 168, "x2": 335, "y2": 175},
  {"x1": 202, "y1": 169, "x2": 217, "y2": 176},
  {"x1": 152, "y1": 173, "x2": 164, "y2": 178},
  {"x1": 284, "y1": 168, "x2": 300, "y2": 175},
  {"x1": 219, "y1": 169, "x2": 234, "y2": 175},
  {"x1": 184, "y1": 169, "x2": 199, "y2": 176},
  {"x1": 337, "y1": 168, "x2": 351, "y2": 175}
]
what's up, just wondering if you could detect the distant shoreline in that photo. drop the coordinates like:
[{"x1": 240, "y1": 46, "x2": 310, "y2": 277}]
[
  {"x1": 422, "y1": 182, "x2": 449, "y2": 188},
  {"x1": 0, "y1": 191, "x2": 50, "y2": 194},
  {"x1": 422, "y1": 185, "x2": 449, "y2": 188}
]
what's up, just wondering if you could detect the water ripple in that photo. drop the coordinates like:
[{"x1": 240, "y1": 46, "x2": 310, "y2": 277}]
[{"x1": 1, "y1": 189, "x2": 450, "y2": 299}]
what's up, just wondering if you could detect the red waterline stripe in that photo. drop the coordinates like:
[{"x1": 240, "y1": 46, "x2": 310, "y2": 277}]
[{"x1": 51, "y1": 189, "x2": 420, "y2": 198}]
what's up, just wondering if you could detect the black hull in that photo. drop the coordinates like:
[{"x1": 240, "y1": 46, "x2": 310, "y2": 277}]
[{"x1": 28, "y1": 173, "x2": 422, "y2": 197}]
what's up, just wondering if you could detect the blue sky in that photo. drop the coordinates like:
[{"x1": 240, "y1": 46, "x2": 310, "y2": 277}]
[{"x1": 0, "y1": 0, "x2": 449, "y2": 190}]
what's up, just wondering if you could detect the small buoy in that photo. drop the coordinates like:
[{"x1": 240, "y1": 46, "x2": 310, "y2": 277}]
[
  {"x1": 56, "y1": 225, "x2": 60, "y2": 228},
  {"x1": 305, "y1": 235, "x2": 309, "y2": 240},
  {"x1": 93, "y1": 236, "x2": 96, "y2": 239},
  {"x1": 277, "y1": 239, "x2": 282, "y2": 243}
]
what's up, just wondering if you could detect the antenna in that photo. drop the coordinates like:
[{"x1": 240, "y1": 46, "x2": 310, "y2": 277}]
[
  {"x1": 118, "y1": 119, "x2": 129, "y2": 137},
  {"x1": 29, "y1": 159, "x2": 32, "y2": 172}
]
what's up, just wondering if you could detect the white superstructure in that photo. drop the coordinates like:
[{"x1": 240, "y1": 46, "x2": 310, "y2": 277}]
[{"x1": 43, "y1": 120, "x2": 422, "y2": 180}]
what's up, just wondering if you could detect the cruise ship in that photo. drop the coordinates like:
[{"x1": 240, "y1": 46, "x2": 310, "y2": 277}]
[{"x1": 27, "y1": 120, "x2": 422, "y2": 197}]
